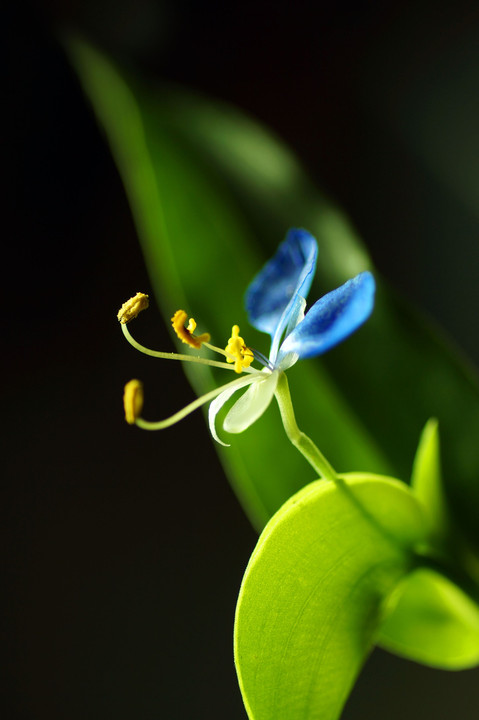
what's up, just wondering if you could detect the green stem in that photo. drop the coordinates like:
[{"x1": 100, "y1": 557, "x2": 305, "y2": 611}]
[{"x1": 274, "y1": 372, "x2": 337, "y2": 482}]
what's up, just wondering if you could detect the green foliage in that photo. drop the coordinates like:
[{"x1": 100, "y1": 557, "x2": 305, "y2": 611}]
[
  {"x1": 410, "y1": 418, "x2": 451, "y2": 551},
  {"x1": 234, "y1": 474, "x2": 427, "y2": 720},
  {"x1": 68, "y1": 38, "x2": 479, "y2": 552},
  {"x1": 67, "y1": 38, "x2": 479, "y2": 714},
  {"x1": 378, "y1": 567, "x2": 479, "y2": 670},
  {"x1": 376, "y1": 419, "x2": 479, "y2": 668}
]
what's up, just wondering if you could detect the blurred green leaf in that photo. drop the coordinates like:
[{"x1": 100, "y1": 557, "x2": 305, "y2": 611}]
[
  {"x1": 234, "y1": 473, "x2": 427, "y2": 720},
  {"x1": 378, "y1": 568, "x2": 479, "y2": 670},
  {"x1": 67, "y1": 39, "x2": 479, "y2": 558}
]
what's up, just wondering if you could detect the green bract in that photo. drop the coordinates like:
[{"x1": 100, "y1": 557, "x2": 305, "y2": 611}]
[
  {"x1": 377, "y1": 419, "x2": 479, "y2": 669},
  {"x1": 234, "y1": 474, "x2": 427, "y2": 720},
  {"x1": 378, "y1": 568, "x2": 479, "y2": 670}
]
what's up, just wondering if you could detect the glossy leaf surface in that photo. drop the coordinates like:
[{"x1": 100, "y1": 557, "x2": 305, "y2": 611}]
[{"x1": 234, "y1": 473, "x2": 427, "y2": 720}]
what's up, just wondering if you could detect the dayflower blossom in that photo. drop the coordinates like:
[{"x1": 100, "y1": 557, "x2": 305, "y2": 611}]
[{"x1": 120, "y1": 228, "x2": 375, "y2": 446}]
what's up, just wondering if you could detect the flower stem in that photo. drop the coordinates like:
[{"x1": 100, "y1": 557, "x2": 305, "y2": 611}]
[{"x1": 275, "y1": 372, "x2": 337, "y2": 482}]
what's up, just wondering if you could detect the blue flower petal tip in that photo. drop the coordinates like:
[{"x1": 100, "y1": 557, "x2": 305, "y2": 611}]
[
  {"x1": 279, "y1": 271, "x2": 375, "y2": 361},
  {"x1": 245, "y1": 228, "x2": 375, "y2": 369},
  {"x1": 245, "y1": 228, "x2": 318, "y2": 336}
]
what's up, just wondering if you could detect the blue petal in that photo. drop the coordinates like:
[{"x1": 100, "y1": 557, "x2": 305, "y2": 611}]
[
  {"x1": 245, "y1": 228, "x2": 318, "y2": 336},
  {"x1": 278, "y1": 271, "x2": 376, "y2": 360}
]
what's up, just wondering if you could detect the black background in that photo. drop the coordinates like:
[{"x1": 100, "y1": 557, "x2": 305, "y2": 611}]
[{"x1": 4, "y1": 1, "x2": 479, "y2": 718}]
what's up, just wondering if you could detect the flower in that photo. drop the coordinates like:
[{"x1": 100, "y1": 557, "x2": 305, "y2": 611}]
[
  {"x1": 119, "y1": 228, "x2": 375, "y2": 446},
  {"x1": 208, "y1": 228, "x2": 375, "y2": 444}
]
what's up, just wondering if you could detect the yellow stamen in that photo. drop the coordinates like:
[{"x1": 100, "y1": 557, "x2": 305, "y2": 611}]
[
  {"x1": 225, "y1": 325, "x2": 254, "y2": 373},
  {"x1": 171, "y1": 309, "x2": 211, "y2": 349},
  {"x1": 123, "y1": 379, "x2": 144, "y2": 424},
  {"x1": 117, "y1": 292, "x2": 149, "y2": 324}
]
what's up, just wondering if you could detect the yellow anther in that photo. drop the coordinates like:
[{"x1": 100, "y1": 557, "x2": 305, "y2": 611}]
[
  {"x1": 123, "y1": 379, "x2": 144, "y2": 424},
  {"x1": 117, "y1": 292, "x2": 149, "y2": 324},
  {"x1": 225, "y1": 325, "x2": 254, "y2": 373},
  {"x1": 171, "y1": 309, "x2": 211, "y2": 349}
]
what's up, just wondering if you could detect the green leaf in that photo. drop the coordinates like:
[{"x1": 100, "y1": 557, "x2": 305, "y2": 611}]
[
  {"x1": 378, "y1": 568, "x2": 479, "y2": 670},
  {"x1": 411, "y1": 418, "x2": 450, "y2": 547},
  {"x1": 66, "y1": 38, "x2": 479, "y2": 557},
  {"x1": 375, "y1": 419, "x2": 479, "y2": 669},
  {"x1": 234, "y1": 473, "x2": 427, "y2": 720}
]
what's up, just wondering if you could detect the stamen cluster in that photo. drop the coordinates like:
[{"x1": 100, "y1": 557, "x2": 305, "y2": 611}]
[{"x1": 117, "y1": 228, "x2": 375, "y2": 446}]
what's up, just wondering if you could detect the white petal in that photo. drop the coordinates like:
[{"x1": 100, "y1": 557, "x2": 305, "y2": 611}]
[
  {"x1": 208, "y1": 375, "x2": 259, "y2": 446},
  {"x1": 223, "y1": 370, "x2": 279, "y2": 434},
  {"x1": 277, "y1": 350, "x2": 299, "y2": 371}
]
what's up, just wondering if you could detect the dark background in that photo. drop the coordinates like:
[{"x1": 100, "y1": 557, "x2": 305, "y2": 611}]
[{"x1": 5, "y1": 1, "x2": 479, "y2": 718}]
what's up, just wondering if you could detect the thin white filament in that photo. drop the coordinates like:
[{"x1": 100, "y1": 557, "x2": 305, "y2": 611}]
[{"x1": 136, "y1": 372, "x2": 262, "y2": 431}]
